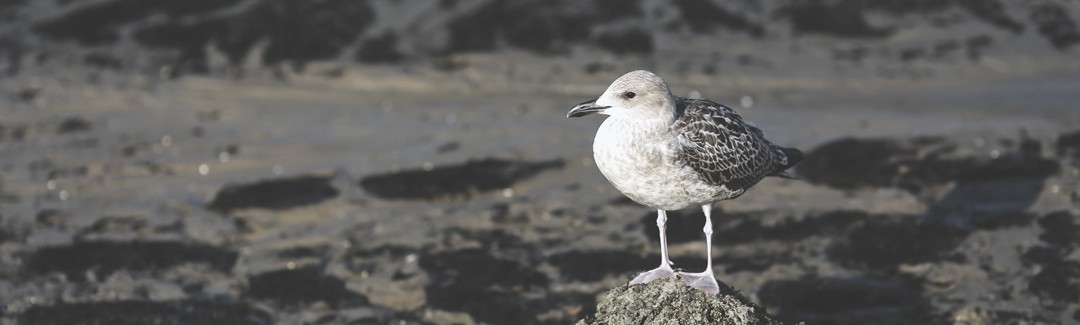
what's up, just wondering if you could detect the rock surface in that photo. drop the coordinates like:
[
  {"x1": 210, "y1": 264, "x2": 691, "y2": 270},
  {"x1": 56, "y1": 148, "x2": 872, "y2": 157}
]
[{"x1": 578, "y1": 277, "x2": 781, "y2": 325}]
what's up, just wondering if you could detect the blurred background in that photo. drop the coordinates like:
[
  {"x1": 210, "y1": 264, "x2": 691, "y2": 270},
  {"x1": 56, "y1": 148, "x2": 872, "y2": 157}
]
[{"x1": 1, "y1": 0, "x2": 1079, "y2": 324}]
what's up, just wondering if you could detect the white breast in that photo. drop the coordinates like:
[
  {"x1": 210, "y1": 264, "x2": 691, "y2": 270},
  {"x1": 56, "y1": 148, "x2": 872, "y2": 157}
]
[{"x1": 592, "y1": 117, "x2": 730, "y2": 210}]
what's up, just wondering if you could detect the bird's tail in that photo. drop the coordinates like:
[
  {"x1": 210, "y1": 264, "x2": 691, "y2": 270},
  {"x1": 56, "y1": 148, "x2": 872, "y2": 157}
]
[{"x1": 772, "y1": 147, "x2": 804, "y2": 179}]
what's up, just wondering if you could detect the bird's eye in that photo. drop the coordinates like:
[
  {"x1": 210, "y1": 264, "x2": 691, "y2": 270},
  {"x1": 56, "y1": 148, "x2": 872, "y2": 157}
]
[{"x1": 625, "y1": 91, "x2": 636, "y2": 99}]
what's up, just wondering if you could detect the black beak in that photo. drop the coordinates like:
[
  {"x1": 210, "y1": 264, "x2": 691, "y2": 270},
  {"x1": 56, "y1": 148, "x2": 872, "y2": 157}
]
[{"x1": 566, "y1": 99, "x2": 609, "y2": 118}]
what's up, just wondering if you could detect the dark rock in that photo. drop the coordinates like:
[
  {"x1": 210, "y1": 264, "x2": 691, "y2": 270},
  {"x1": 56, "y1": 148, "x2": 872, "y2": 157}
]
[
  {"x1": 713, "y1": 253, "x2": 795, "y2": 273},
  {"x1": 239, "y1": 0, "x2": 376, "y2": 66},
  {"x1": 852, "y1": 0, "x2": 1020, "y2": 33},
  {"x1": 1022, "y1": 245, "x2": 1068, "y2": 266},
  {"x1": 133, "y1": 0, "x2": 375, "y2": 69},
  {"x1": 14, "y1": 88, "x2": 39, "y2": 102},
  {"x1": 968, "y1": 309, "x2": 1051, "y2": 324},
  {"x1": 594, "y1": 28, "x2": 653, "y2": 55},
  {"x1": 715, "y1": 211, "x2": 865, "y2": 244},
  {"x1": 206, "y1": 175, "x2": 339, "y2": 213},
  {"x1": 1057, "y1": 130, "x2": 1080, "y2": 159},
  {"x1": 591, "y1": 0, "x2": 643, "y2": 18},
  {"x1": 45, "y1": 165, "x2": 89, "y2": 179},
  {"x1": 1020, "y1": 228, "x2": 1080, "y2": 305},
  {"x1": 420, "y1": 248, "x2": 547, "y2": 289},
  {"x1": 965, "y1": 34, "x2": 994, "y2": 59},
  {"x1": 673, "y1": 0, "x2": 764, "y2": 37},
  {"x1": 57, "y1": 117, "x2": 91, "y2": 134},
  {"x1": 1030, "y1": 3, "x2": 1080, "y2": 49},
  {"x1": 797, "y1": 137, "x2": 921, "y2": 189},
  {"x1": 12, "y1": 0, "x2": 1075, "y2": 71},
  {"x1": 759, "y1": 276, "x2": 936, "y2": 324},
  {"x1": 776, "y1": 2, "x2": 894, "y2": 39},
  {"x1": 425, "y1": 285, "x2": 534, "y2": 324},
  {"x1": 442, "y1": 226, "x2": 535, "y2": 251},
  {"x1": 35, "y1": 0, "x2": 244, "y2": 45},
  {"x1": 359, "y1": 158, "x2": 564, "y2": 200},
  {"x1": 0, "y1": 220, "x2": 21, "y2": 242},
  {"x1": 420, "y1": 248, "x2": 550, "y2": 324},
  {"x1": 276, "y1": 245, "x2": 327, "y2": 259},
  {"x1": 445, "y1": 0, "x2": 642, "y2": 54},
  {"x1": 549, "y1": 250, "x2": 651, "y2": 282},
  {"x1": 954, "y1": 152, "x2": 1060, "y2": 182},
  {"x1": 899, "y1": 47, "x2": 925, "y2": 61},
  {"x1": 584, "y1": 61, "x2": 615, "y2": 74},
  {"x1": 75, "y1": 215, "x2": 148, "y2": 240},
  {"x1": 931, "y1": 178, "x2": 1046, "y2": 221},
  {"x1": 435, "y1": 141, "x2": 460, "y2": 154},
  {"x1": 34, "y1": 209, "x2": 62, "y2": 227},
  {"x1": 1037, "y1": 210, "x2": 1079, "y2": 248},
  {"x1": 853, "y1": 0, "x2": 957, "y2": 15},
  {"x1": 777, "y1": 0, "x2": 1023, "y2": 39},
  {"x1": 245, "y1": 266, "x2": 368, "y2": 307},
  {"x1": 955, "y1": 0, "x2": 1023, "y2": 34},
  {"x1": 19, "y1": 300, "x2": 272, "y2": 325},
  {"x1": 138, "y1": 161, "x2": 176, "y2": 176},
  {"x1": 828, "y1": 216, "x2": 965, "y2": 272},
  {"x1": 345, "y1": 244, "x2": 417, "y2": 275},
  {"x1": 132, "y1": 20, "x2": 225, "y2": 71},
  {"x1": 83, "y1": 52, "x2": 123, "y2": 69},
  {"x1": 356, "y1": 32, "x2": 403, "y2": 63},
  {"x1": 577, "y1": 277, "x2": 780, "y2": 325},
  {"x1": 348, "y1": 244, "x2": 416, "y2": 259},
  {"x1": 964, "y1": 211, "x2": 1036, "y2": 230},
  {"x1": 1029, "y1": 260, "x2": 1080, "y2": 304},
  {"x1": 25, "y1": 241, "x2": 238, "y2": 280},
  {"x1": 0, "y1": 0, "x2": 24, "y2": 21},
  {"x1": 797, "y1": 137, "x2": 1059, "y2": 192},
  {"x1": 488, "y1": 203, "x2": 528, "y2": 224},
  {"x1": 443, "y1": 1, "x2": 501, "y2": 53}
]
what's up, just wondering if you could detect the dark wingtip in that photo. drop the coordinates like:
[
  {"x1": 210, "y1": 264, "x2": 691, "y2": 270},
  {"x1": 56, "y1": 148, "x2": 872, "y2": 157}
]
[
  {"x1": 771, "y1": 147, "x2": 804, "y2": 179},
  {"x1": 782, "y1": 147, "x2": 804, "y2": 169},
  {"x1": 773, "y1": 171, "x2": 802, "y2": 180}
]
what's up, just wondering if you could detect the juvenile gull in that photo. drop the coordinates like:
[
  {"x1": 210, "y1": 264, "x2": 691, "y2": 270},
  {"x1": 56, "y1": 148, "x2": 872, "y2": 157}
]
[{"x1": 567, "y1": 70, "x2": 802, "y2": 294}]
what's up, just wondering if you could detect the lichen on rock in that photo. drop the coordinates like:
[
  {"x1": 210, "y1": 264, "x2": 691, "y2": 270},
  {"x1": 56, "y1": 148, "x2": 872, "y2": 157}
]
[{"x1": 578, "y1": 277, "x2": 785, "y2": 325}]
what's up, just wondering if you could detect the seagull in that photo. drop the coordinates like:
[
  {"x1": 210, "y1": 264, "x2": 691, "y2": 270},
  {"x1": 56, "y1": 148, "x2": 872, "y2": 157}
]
[{"x1": 566, "y1": 70, "x2": 802, "y2": 294}]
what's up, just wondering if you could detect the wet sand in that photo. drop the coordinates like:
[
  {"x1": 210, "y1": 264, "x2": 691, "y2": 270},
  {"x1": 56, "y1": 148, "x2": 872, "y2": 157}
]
[
  {"x1": 2, "y1": 1, "x2": 1080, "y2": 324},
  {"x1": 1, "y1": 59, "x2": 1077, "y2": 324}
]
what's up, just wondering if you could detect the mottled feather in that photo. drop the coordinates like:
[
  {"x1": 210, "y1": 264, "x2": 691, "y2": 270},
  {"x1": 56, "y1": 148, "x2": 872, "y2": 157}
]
[{"x1": 672, "y1": 98, "x2": 797, "y2": 193}]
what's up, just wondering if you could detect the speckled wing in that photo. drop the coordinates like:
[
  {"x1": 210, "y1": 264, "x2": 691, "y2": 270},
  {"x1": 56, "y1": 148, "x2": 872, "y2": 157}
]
[{"x1": 672, "y1": 98, "x2": 787, "y2": 192}]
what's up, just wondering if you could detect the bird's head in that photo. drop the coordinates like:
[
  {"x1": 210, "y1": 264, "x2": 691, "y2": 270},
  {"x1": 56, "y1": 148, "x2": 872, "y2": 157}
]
[{"x1": 567, "y1": 70, "x2": 676, "y2": 121}]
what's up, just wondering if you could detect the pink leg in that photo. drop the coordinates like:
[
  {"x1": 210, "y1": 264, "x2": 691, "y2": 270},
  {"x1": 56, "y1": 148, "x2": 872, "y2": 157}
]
[
  {"x1": 677, "y1": 204, "x2": 720, "y2": 294},
  {"x1": 629, "y1": 209, "x2": 676, "y2": 285}
]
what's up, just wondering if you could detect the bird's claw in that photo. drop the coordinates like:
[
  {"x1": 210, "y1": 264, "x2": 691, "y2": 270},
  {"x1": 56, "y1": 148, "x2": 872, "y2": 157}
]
[
  {"x1": 629, "y1": 266, "x2": 678, "y2": 285},
  {"x1": 677, "y1": 271, "x2": 720, "y2": 295}
]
